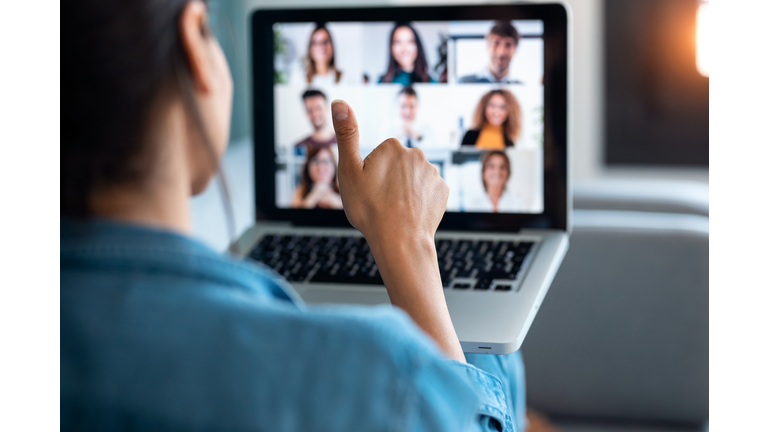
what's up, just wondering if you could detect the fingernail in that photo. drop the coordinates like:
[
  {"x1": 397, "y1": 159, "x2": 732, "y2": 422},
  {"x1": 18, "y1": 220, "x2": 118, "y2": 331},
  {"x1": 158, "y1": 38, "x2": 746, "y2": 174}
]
[{"x1": 331, "y1": 100, "x2": 348, "y2": 121}]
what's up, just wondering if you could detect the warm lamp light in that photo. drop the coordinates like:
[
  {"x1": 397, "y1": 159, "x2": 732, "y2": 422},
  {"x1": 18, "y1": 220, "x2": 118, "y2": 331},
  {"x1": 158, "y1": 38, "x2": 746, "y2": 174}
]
[{"x1": 697, "y1": 1, "x2": 709, "y2": 77}]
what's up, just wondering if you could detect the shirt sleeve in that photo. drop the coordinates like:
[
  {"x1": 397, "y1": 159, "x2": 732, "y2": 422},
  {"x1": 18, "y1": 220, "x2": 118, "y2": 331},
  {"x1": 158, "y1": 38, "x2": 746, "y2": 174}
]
[
  {"x1": 406, "y1": 356, "x2": 515, "y2": 432},
  {"x1": 367, "y1": 308, "x2": 514, "y2": 432}
]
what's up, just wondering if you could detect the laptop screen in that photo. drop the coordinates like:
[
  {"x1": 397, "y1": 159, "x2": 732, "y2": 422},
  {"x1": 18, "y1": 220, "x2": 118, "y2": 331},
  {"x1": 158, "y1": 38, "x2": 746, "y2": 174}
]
[{"x1": 272, "y1": 20, "x2": 545, "y2": 214}]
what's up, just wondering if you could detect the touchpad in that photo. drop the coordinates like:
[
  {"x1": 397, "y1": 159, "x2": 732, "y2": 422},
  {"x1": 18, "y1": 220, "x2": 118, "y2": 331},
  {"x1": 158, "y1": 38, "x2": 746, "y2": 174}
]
[{"x1": 299, "y1": 287, "x2": 392, "y2": 306}]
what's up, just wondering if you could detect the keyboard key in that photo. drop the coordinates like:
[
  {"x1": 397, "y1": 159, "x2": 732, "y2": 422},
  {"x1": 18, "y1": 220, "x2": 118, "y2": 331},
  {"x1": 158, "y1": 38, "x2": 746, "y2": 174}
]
[
  {"x1": 476, "y1": 270, "x2": 518, "y2": 280},
  {"x1": 453, "y1": 283, "x2": 471, "y2": 289},
  {"x1": 495, "y1": 284, "x2": 512, "y2": 291}
]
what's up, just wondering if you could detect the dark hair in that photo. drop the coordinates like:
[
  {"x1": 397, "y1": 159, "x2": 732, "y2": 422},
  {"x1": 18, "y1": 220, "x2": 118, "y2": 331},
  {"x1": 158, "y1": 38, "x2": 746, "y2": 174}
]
[
  {"x1": 302, "y1": 89, "x2": 327, "y2": 101},
  {"x1": 480, "y1": 151, "x2": 512, "y2": 192},
  {"x1": 299, "y1": 146, "x2": 339, "y2": 199},
  {"x1": 398, "y1": 86, "x2": 417, "y2": 99},
  {"x1": 488, "y1": 21, "x2": 520, "y2": 46},
  {"x1": 305, "y1": 24, "x2": 342, "y2": 83},
  {"x1": 62, "y1": 0, "x2": 235, "y2": 239},
  {"x1": 381, "y1": 22, "x2": 430, "y2": 83}
]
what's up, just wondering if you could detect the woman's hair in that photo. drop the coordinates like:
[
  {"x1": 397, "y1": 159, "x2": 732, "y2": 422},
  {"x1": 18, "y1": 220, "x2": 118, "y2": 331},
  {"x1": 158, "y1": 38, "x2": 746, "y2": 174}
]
[
  {"x1": 472, "y1": 89, "x2": 522, "y2": 143},
  {"x1": 381, "y1": 22, "x2": 430, "y2": 83},
  {"x1": 298, "y1": 147, "x2": 339, "y2": 198},
  {"x1": 305, "y1": 24, "x2": 341, "y2": 83},
  {"x1": 480, "y1": 151, "x2": 512, "y2": 193},
  {"x1": 62, "y1": 0, "x2": 224, "y2": 218}
]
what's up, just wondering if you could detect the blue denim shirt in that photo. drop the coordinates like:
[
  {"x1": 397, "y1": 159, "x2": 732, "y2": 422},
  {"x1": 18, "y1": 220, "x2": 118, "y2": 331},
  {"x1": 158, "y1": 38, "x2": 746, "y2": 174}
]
[{"x1": 61, "y1": 219, "x2": 517, "y2": 431}]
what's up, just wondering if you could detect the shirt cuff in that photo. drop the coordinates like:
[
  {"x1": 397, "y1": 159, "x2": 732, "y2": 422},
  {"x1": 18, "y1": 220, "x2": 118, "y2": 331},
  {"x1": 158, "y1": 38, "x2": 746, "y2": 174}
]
[{"x1": 443, "y1": 359, "x2": 514, "y2": 431}]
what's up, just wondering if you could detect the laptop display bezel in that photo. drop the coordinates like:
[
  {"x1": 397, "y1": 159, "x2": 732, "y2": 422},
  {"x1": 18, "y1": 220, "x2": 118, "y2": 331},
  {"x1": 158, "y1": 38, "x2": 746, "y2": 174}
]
[{"x1": 251, "y1": 3, "x2": 569, "y2": 232}]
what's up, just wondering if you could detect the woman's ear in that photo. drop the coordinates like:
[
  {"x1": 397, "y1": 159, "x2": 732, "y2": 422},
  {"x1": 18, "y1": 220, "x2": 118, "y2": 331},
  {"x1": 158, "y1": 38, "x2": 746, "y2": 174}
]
[{"x1": 178, "y1": 1, "x2": 213, "y2": 94}]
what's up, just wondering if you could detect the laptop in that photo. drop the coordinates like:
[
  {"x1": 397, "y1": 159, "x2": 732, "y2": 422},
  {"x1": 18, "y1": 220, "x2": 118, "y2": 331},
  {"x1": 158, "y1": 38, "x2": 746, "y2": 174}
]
[{"x1": 236, "y1": 2, "x2": 571, "y2": 354}]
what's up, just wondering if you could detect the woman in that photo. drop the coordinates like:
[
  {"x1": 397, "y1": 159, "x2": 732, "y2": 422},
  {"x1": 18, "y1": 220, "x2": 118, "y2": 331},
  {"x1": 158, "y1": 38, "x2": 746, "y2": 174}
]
[
  {"x1": 291, "y1": 146, "x2": 343, "y2": 209},
  {"x1": 304, "y1": 24, "x2": 343, "y2": 85},
  {"x1": 465, "y1": 151, "x2": 527, "y2": 213},
  {"x1": 61, "y1": 1, "x2": 526, "y2": 431},
  {"x1": 378, "y1": 22, "x2": 434, "y2": 84},
  {"x1": 461, "y1": 89, "x2": 522, "y2": 149}
]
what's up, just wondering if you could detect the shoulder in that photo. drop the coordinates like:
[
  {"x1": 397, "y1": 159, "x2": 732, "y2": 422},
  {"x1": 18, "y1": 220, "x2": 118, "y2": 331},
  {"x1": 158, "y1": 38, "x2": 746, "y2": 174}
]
[
  {"x1": 458, "y1": 75, "x2": 489, "y2": 83},
  {"x1": 461, "y1": 129, "x2": 481, "y2": 145}
]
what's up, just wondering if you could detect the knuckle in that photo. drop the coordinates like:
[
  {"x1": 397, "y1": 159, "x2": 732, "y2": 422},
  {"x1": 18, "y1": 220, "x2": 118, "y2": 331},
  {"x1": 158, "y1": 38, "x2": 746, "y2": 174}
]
[
  {"x1": 439, "y1": 180, "x2": 450, "y2": 200},
  {"x1": 335, "y1": 124, "x2": 357, "y2": 139},
  {"x1": 382, "y1": 137, "x2": 399, "y2": 147}
]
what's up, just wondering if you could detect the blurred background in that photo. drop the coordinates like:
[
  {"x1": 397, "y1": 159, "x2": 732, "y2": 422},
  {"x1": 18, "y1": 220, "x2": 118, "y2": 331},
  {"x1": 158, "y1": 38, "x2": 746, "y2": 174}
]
[{"x1": 198, "y1": 1, "x2": 709, "y2": 431}]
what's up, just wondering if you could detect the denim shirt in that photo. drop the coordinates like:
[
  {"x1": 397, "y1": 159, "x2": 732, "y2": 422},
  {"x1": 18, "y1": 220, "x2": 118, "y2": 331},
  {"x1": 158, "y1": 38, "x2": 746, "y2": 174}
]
[{"x1": 61, "y1": 219, "x2": 516, "y2": 431}]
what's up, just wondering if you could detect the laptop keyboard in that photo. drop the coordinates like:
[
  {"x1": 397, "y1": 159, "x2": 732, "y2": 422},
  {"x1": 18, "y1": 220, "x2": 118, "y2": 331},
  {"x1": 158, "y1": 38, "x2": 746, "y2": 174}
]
[{"x1": 248, "y1": 235, "x2": 534, "y2": 291}]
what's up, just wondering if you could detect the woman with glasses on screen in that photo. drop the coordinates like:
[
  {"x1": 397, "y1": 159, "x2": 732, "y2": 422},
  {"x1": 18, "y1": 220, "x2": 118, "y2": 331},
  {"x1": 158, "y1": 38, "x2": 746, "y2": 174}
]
[
  {"x1": 378, "y1": 22, "x2": 435, "y2": 84},
  {"x1": 302, "y1": 23, "x2": 344, "y2": 85},
  {"x1": 61, "y1": 1, "x2": 527, "y2": 431},
  {"x1": 291, "y1": 146, "x2": 343, "y2": 209},
  {"x1": 461, "y1": 89, "x2": 522, "y2": 149}
]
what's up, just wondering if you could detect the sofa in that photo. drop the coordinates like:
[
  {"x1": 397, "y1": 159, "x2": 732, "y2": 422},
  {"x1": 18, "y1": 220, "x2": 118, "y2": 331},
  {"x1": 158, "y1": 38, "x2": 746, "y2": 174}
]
[{"x1": 522, "y1": 178, "x2": 709, "y2": 432}]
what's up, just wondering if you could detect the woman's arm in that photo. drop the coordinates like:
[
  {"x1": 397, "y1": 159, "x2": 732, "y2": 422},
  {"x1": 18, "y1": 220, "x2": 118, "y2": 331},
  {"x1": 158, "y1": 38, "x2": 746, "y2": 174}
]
[{"x1": 331, "y1": 100, "x2": 465, "y2": 362}]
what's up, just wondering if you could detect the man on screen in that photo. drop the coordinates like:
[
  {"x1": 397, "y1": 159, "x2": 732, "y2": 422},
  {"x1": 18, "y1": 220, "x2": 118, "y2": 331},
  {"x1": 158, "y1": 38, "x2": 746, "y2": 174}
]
[
  {"x1": 295, "y1": 89, "x2": 337, "y2": 155},
  {"x1": 383, "y1": 86, "x2": 433, "y2": 148},
  {"x1": 458, "y1": 21, "x2": 522, "y2": 84}
]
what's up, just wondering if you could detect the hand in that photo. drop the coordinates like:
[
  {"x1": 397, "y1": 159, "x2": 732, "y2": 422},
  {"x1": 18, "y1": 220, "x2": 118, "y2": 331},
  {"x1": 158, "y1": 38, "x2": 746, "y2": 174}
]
[
  {"x1": 331, "y1": 100, "x2": 464, "y2": 362},
  {"x1": 331, "y1": 103, "x2": 448, "y2": 246},
  {"x1": 300, "y1": 182, "x2": 331, "y2": 208},
  {"x1": 316, "y1": 188, "x2": 343, "y2": 209}
]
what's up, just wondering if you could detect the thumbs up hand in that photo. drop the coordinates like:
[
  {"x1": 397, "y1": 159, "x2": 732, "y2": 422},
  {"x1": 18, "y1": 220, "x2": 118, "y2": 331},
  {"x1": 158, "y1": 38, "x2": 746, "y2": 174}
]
[
  {"x1": 331, "y1": 100, "x2": 464, "y2": 363},
  {"x1": 331, "y1": 100, "x2": 449, "y2": 248}
]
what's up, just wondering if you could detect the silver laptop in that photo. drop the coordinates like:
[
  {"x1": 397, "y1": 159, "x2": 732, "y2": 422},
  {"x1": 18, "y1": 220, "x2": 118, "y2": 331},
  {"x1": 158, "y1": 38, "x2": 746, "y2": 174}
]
[{"x1": 236, "y1": 2, "x2": 571, "y2": 354}]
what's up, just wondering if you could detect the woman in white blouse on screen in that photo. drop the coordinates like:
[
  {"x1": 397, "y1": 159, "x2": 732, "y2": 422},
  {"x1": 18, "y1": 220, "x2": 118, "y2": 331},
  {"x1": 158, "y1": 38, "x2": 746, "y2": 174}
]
[{"x1": 463, "y1": 151, "x2": 528, "y2": 213}]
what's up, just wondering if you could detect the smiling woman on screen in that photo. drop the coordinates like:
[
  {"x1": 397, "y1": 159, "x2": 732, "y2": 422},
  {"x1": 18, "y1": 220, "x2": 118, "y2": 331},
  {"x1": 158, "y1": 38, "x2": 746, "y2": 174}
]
[
  {"x1": 378, "y1": 22, "x2": 434, "y2": 84},
  {"x1": 461, "y1": 89, "x2": 522, "y2": 149}
]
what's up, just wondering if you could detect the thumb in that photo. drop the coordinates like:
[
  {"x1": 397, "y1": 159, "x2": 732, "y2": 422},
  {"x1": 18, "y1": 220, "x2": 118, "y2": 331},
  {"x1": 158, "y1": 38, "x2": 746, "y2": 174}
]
[{"x1": 331, "y1": 100, "x2": 363, "y2": 173}]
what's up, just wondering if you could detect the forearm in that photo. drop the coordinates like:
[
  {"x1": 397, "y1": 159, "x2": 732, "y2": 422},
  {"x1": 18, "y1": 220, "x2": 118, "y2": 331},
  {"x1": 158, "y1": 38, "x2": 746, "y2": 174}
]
[{"x1": 370, "y1": 233, "x2": 466, "y2": 362}]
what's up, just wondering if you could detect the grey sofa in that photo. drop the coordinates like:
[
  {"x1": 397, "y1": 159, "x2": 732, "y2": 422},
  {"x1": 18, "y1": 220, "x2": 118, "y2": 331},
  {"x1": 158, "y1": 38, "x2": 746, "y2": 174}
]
[{"x1": 522, "y1": 179, "x2": 709, "y2": 432}]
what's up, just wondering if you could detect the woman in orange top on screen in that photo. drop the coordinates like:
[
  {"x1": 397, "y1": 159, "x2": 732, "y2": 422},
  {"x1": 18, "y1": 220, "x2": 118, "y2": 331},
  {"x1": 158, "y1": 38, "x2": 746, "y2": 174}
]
[{"x1": 461, "y1": 89, "x2": 521, "y2": 149}]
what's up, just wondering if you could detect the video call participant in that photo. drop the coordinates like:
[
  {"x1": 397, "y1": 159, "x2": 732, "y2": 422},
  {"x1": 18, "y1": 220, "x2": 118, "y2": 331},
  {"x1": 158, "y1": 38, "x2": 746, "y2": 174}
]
[
  {"x1": 464, "y1": 151, "x2": 526, "y2": 213},
  {"x1": 461, "y1": 89, "x2": 521, "y2": 149},
  {"x1": 379, "y1": 22, "x2": 434, "y2": 84},
  {"x1": 383, "y1": 86, "x2": 433, "y2": 148},
  {"x1": 303, "y1": 24, "x2": 343, "y2": 85},
  {"x1": 291, "y1": 146, "x2": 343, "y2": 209},
  {"x1": 295, "y1": 89, "x2": 337, "y2": 156},
  {"x1": 458, "y1": 21, "x2": 522, "y2": 84}
]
